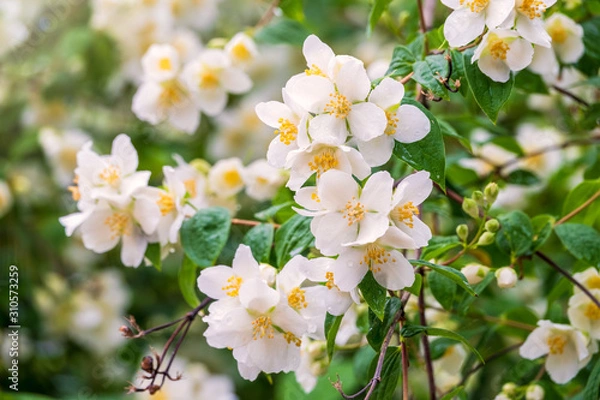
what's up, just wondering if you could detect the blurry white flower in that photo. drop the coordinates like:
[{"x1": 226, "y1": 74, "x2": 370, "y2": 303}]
[
  {"x1": 495, "y1": 267, "x2": 518, "y2": 288},
  {"x1": 39, "y1": 127, "x2": 91, "y2": 186},
  {"x1": 170, "y1": 29, "x2": 202, "y2": 62},
  {"x1": 513, "y1": 0, "x2": 556, "y2": 47},
  {"x1": 472, "y1": 29, "x2": 534, "y2": 83},
  {"x1": 242, "y1": 159, "x2": 286, "y2": 202},
  {"x1": 520, "y1": 320, "x2": 597, "y2": 384},
  {"x1": 141, "y1": 43, "x2": 181, "y2": 82},
  {"x1": 568, "y1": 289, "x2": 600, "y2": 340},
  {"x1": 525, "y1": 384, "x2": 545, "y2": 400},
  {"x1": 433, "y1": 345, "x2": 467, "y2": 392},
  {"x1": 207, "y1": 157, "x2": 245, "y2": 198},
  {"x1": 574, "y1": 267, "x2": 600, "y2": 293},
  {"x1": 225, "y1": 32, "x2": 258, "y2": 67},
  {"x1": 0, "y1": 180, "x2": 13, "y2": 218}
]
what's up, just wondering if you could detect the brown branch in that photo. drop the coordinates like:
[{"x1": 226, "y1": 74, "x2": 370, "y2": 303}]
[
  {"x1": 231, "y1": 218, "x2": 280, "y2": 228},
  {"x1": 555, "y1": 188, "x2": 600, "y2": 225},
  {"x1": 255, "y1": 0, "x2": 281, "y2": 29},
  {"x1": 552, "y1": 85, "x2": 590, "y2": 107},
  {"x1": 400, "y1": 71, "x2": 415, "y2": 84},
  {"x1": 401, "y1": 320, "x2": 410, "y2": 400},
  {"x1": 419, "y1": 268, "x2": 436, "y2": 399}
]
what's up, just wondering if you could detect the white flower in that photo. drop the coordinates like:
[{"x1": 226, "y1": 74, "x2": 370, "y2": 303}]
[
  {"x1": 141, "y1": 43, "x2": 180, "y2": 82},
  {"x1": 225, "y1": 32, "x2": 258, "y2": 67},
  {"x1": 388, "y1": 171, "x2": 433, "y2": 249},
  {"x1": 295, "y1": 170, "x2": 394, "y2": 256},
  {"x1": 169, "y1": 29, "x2": 203, "y2": 63},
  {"x1": 461, "y1": 263, "x2": 490, "y2": 285},
  {"x1": 459, "y1": 129, "x2": 516, "y2": 177},
  {"x1": 285, "y1": 143, "x2": 370, "y2": 191},
  {"x1": 574, "y1": 267, "x2": 600, "y2": 294},
  {"x1": 208, "y1": 157, "x2": 245, "y2": 198},
  {"x1": 433, "y1": 345, "x2": 467, "y2": 392},
  {"x1": 255, "y1": 89, "x2": 310, "y2": 168},
  {"x1": 520, "y1": 320, "x2": 597, "y2": 384},
  {"x1": 39, "y1": 127, "x2": 91, "y2": 186},
  {"x1": 182, "y1": 49, "x2": 252, "y2": 116},
  {"x1": 301, "y1": 34, "x2": 335, "y2": 78},
  {"x1": 441, "y1": 0, "x2": 515, "y2": 47},
  {"x1": 332, "y1": 227, "x2": 415, "y2": 291},
  {"x1": 286, "y1": 56, "x2": 387, "y2": 144},
  {"x1": 472, "y1": 29, "x2": 534, "y2": 83},
  {"x1": 513, "y1": 0, "x2": 557, "y2": 47},
  {"x1": 568, "y1": 289, "x2": 600, "y2": 340},
  {"x1": 512, "y1": 123, "x2": 562, "y2": 178},
  {"x1": 0, "y1": 179, "x2": 13, "y2": 218},
  {"x1": 525, "y1": 384, "x2": 545, "y2": 400},
  {"x1": 171, "y1": 155, "x2": 209, "y2": 210},
  {"x1": 495, "y1": 267, "x2": 517, "y2": 288},
  {"x1": 242, "y1": 159, "x2": 286, "y2": 202},
  {"x1": 356, "y1": 77, "x2": 430, "y2": 167}
]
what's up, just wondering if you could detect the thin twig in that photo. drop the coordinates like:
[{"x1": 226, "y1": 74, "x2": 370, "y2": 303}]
[
  {"x1": 401, "y1": 320, "x2": 410, "y2": 400},
  {"x1": 231, "y1": 218, "x2": 281, "y2": 228},
  {"x1": 419, "y1": 267, "x2": 436, "y2": 399},
  {"x1": 551, "y1": 85, "x2": 590, "y2": 107},
  {"x1": 255, "y1": 0, "x2": 281, "y2": 29},
  {"x1": 555, "y1": 188, "x2": 600, "y2": 225}
]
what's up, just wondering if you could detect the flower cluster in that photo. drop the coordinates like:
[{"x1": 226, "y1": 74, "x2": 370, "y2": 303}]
[
  {"x1": 442, "y1": 0, "x2": 585, "y2": 82},
  {"x1": 520, "y1": 267, "x2": 600, "y2": 384},
  {"x1": 59, "y1": 134, "x2": 285, "y2": 266}
]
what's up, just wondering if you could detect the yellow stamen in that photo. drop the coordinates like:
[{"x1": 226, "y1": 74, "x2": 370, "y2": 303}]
[
  {"x1": 99, "y1": 165, "x2": 121, "y2": 186},
  {"x1": 157, "y1": 192, "x2": 175, "y2": 216},
  {"x1": 198, "y1": 69, "x2": 220, "y2": 89},
  {"x1": 385, "y1": 110, "x2": 399, "y2": 136},
  {"x1": 104, "y1": 212, "x2": 131, "y2": 239},
  {"x1": 158, "y1": 57, "x2": 172, "y2": 71},
  {"x1": 391, "y1": 201, "x2": 420, "y2": 228},
  {"x1": 231, "y1": 42, "x2": 252, "y2": 62},
  {"x1": 459, "y1": 0, "x2": 489, "y2": 13},
  {"x1": 275, "y1": 118, "x2": 298, "y2": 145},
  {"x1": 547, "y1": 21, "x2": 568, "y2": 43},
  {"x1": 341, "y1": 197, "x2": 365, "y2": 226},
  {"x1": 324, "y1": 93, "x2": 351, "y2": 119},
  {"x1": 223, "y1": 169, "x2": 242, "y2": 187},
  {"x1": 284, "y1": 332, "x2": 302, "y2": 347},
  {"x1": 519, "y1": 0, "x2": 545, "y2": 19},
  {"x1": 325, "y1": 271, "x2": 339, "y2": 290},
  {"x1": 547, "y1": 334, "x2": 567, "y2": 355},
  {"x1": 360, "y1": 244, "x2": 396, "y2": 273},
  {"x1": 159, "y1": 81, "x2": 185, "y2": 107},
  {"x1": 288, "y1": 287, "x2": 308, "y2": 310},
  {"x1": 252, "y1": 316, "x2": 274, "y2": 340},
  {"x1": 221, "y1": 275, "x2": 243, "y2": 297},
  {"x1": 586, "y1": 276, "x2": 600, "y2": 290},
  {"x1": 305, "y1": 64, "x2": 326, "y2": 77},
  {"x1": 489, "y1": 37, "x2": 510, "y2": 60},
  {"x1": 311, "y1": 192, "x2": 321, "y2": 203},
  {"x1": 184, "y1": 179, "x2": 197, "y2": 198},
  {"x1": 308, "y1": 148, "x2": 339, "y2": 178},
  {"x1": 584, "y1": 303, "x2": 600, "y2": 320}
]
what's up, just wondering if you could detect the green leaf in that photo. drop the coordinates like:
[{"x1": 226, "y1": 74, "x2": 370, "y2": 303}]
[
  {"x1": 505, "y1": 169, "x2": 540, "y2": 185},
  {"x1": 562, "y1": 180, "x2": 600, "y2": 226},
  {"x1": 367, "y1": 0, "x2": 393, "y2": 36},
  {"x1": 495, "y1": 211, "x2": 534, "y2": 258},
  {"x1": 358, "y1": 271, "x2": 387, "y2": 320},
  {"x1": 514, "y1": 69, "x2": 549, "y2": 94},
  {"x1": 412, "y1": 55, "x2": 449, "y2": 100},
  {"x1": 393, "y1": 98, "x2": 446, "y2": 190},
  {"x1": 242, "y1": 223, "x2": 275, "y2": 263},
  {"x1": 385, "y1": 45, "x2": 416, "y2": 78},
  {"x1": 531, "y1": 214, "x2": 555, "y2": 251},
  {"x1": 254, "y1": 18, "x2": 311, "y2": 46},
  {"x1": 180, "y1": 207, "x2": 231, "y2": 267},
  {"x1": 274, "y1": 214, "x2": 314, "y2": 267},
  {"x1": 428, "y1": 270, "x2": 457, "y2": 310},
  {"x1": 368, "y1": 347, "x2": 402, "y2": 400},
  {"x1": 400, "y1": 325, "x2": 484, "y2": 363},
  {"x1": 441, "y1": 386, "x2": 467, "y2": 400},
  {"x1": 367, "y1": 297, "x2": 402, "y2": 351},
  {"x1": 411, "y1": 259, "x2": 476, "y2": 296},
  {"x1": 179, "y1": 255, "x2": 201, "y2": 308},
  {"x1": 254, "y1": 201, "x2": 294, "y2": 222},
  {"x1": 279, "y1": 0, "x2": 304, "y2": 21},
  {"x1": 421, "y1": 235, "x2": 462, "y2": 260},
  {"x1": 438, "y1": 119, "x2": 472, "y2": 152},
  {"x1": 325, "y1": 313, "x2": 344, "y2": 361},
  {"x1": 583, "y1": 356, "x2": 600, "y2": 400},
  {"x1": 490, "y1": 136, "x2": 524, "y2": 156},
  {"x1": 405, "y1": 273, "x2": 422, "y2": 297},
  {"x1": 456, "y1": 272, "x2": 494, "y2": 315},
  {"x1": 144, "y1": 242, "x2": 162, "y2": 271},
  {"x1": 463, "y1": 49, "x2": 514, "y2": 123},
  {"x1": 555, "y1": 223, "x2": 600, "y2": 266}
]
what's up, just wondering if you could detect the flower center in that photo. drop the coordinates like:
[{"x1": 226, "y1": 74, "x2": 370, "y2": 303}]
[
  {"x1": 184, "y1": 179, "x2": 197, "y2": 198},
  {"x1": 222, "y1": 275, "x2": 243, "y2": 297},
  {"x1": 157, "y1": 192, "x2": 175, "y2": 216},
  {"x1": 584, "y1": 303, "x2": 600, "y2": 320},
  {"x1": 308, "y1": 148, "x2": 339, "y2": 178},
  {"x1": 385, "y1": 110, "x2": 399, "y2": 136},
  {"x1": 99, "y1": 164, "x2": 121, "y2": 186},
  {"x1": 547, "y1": 334, "x2": 567, "y2": 355},
  {"x1": 460, "y1": 0, "x2": 489, "y2": 13},
  {"x1": 361, "y1": 244, "x2": 396, "y2": 273},
  {"x1": 391, "y1": 201, "x2": 420, "y2": 228},
  {"x1": 223, "y1": 169, "x2": 243, "y2": 187},
  {"x1": 284, "y1": 331, "x2": 302, "y2": 347},
  {"x1": 586, "y1": 276, "x2": 600, "y2": 289},
  {"x1": 104, "y1": 212, "x2": 132, "y2": 239},
  {"x1": 276, "y1": 118, "x2": 298, "y2": 145},
  {"x1": 231, "y1": 42, "x2": 252, "y2": 62},
  {"x1": 159, "y1": 81, "x2": 185, "y2": 107},
  {"x1": 198, "y1": 68, "x2": 220, "y2": 89},
  {"x1": 519, "y1": 0, "x2": 545, "y2": 19},
  {"x1": 489, "y1": 38, "x2": 510, "y2": 60},
  {"x1": 325, "y1": 271, "x2": 339, "y2": 290},
  {"x1": 305, "y1": 64, "x2": 326, "y2": 77},
  {"x1": 158, "y1": 57, "x2": 172, "y2": 71},
  {"x1": 252, "y1": 316, "x2": 274, "y2": 340},
  {"x1": 342, "y1": 197, "x2": 365, "y2": 226},
  {"x1": 324, "y1": 93, "x2": 351, "y2": 119},
  {"x1": 547, "y1": 22, "x2": 568, "y2": 44},
  {"x1": 288, "y1": 287, "x2": 308, "y2": 310}
]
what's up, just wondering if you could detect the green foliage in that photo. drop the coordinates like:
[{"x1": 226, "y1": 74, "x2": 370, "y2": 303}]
[
  {"x1": 562, "y1": 180, "x2": 600, "y2": 226},
  {"x1": 254, "y1": 18, "x2": 311, "y2": 45},
  {"x1": 555, "y1": 223, "x2": 600, "y2": 266},
  {"x1": 385, "y1": 45, "x2": 416, "y2": 78},
  {"x1": 144, "y1": 242, "x2": 162, "y2": 271},
  {"x1": 367, "y1": 0, "x2": 393, "y2": 36},
  {"x1": 421, "y1": 235, "x2": 462, "y2": 261},
  {"x1": 411, "y1": 260, "x2": 476, "y2": 296},
  {"x1": 359, "y1": 271, "x2": 387, "y2": 320},
  {"x1": 400, "y1": 325, "x2": 484, "y2": 362},
  {"x1": 412, "y1": 55, "x2": 450, "y2": 100},
  {"x1": 367, "y1": 347, "x2": 402, "y2": 400},
  {"x1": 180, "y1": 207, "x2": 232, "y2": 267},
  {"x1": 179, "y1": 255, "x2": 201, "y2": 307},
  {"x1": 495, "y1": 211, "x2": 534, "y2": 258},
  {"x1": 428, "y1": 270, "x2": 457, "y2": 310},
  {"x1": 274, "y1": 214, "x2": 314, "y2": 267},
  {"x1": 366, "y1": 297, "x2": 402, "y2": 351},
  {"x1": 242, "y1": 223, "x2": 275, "y2": 263},
  {"x1": 583, "y1": 356, "x2": 600, "y2": 400},
  {"x1": 325, "y1": 313, "x2": 344, "y2": 361},
  {"x1": 505, "y1": 169, "x2": 540, "y2": 185}
]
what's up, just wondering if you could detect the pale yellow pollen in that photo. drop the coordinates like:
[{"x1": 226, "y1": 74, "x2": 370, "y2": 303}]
[
  {"x1": 548, "y1": 22, "x2": 568, "y2": 44},
  {"x1": 308, "y1": 148, "x2": 339, "y2": 178},
  {"x1": 391, "y1": 201, "x2": 420, "y2": 228},
  {"x1": 311, "y1": 192, "x2": 321, "y2": 203},
  {"x1": 489, "y1": 38, "x2": 510, "y2": 60},
  {"x1": 252, "y1": 316, "x2": 274, "y2": 340},
  {"x1": 586, "y1": 276, "x2": 600, "y2": 290},
  {"x1": 170, "y1": 0, "x2": 182, "y2": 15},
  {"x1": 284, "y1": 331, "x2": 302, "y2": 347},
  {"x1": 104, "y1": 212, "x2": 132, "y2": 239},
  {"x1": 288, "y1": 287, "x2": 308, "y2": 310},
  {"x1": 159, "y1": 81, "x2": 185, "y2": 107},
  {"x1": 184, "y1": 179, "x2": 197, "y2": 198},
  {"x1": 459, "y1": 0, "x2": 489, "y2": 13},
  {"x1": 584, "y1": 303, "x2": 600, "y2": 320},
  {"x1": 231, "y1": 42, "x2": 252, "y2": 62},
  {"x1": 198, "y1": 68, "x2": 220, "y2": 89},
  {"x1": 360, "y1": 244, "x2": 397, "y2": 273},
  {"x1": 305, "y1": 63, "x2": 326, "y2": 77},
  {"x1": 157, "y1": 192, "x2": 175, "y2": 216},
  {"x1": 325, "y1": 271, "x2": 339, "y2": 290},
  {"x1": 221, "y1": 275, "x2": 243, "y2": 297},
  {"x1": 547, "y1": 334, "x2": 567, "y2": 355},
  {"x1": 519, "y1": 0, "x2": 545, "y2": 19},
  {"x1": 68, "y1": 175, "x2": 80, "y2": 201},
  {"x1": 158, "y1": 57, "x2": 172, "y2": 71},
  {"x1": 99, "y1": 165, "x2": 121, "y2": 186},
  {"x1": 223, "y1": 169, "x2": 243, "y2": 187},
  {"x1": 58, "y1": 147, "x2": 78, "y2": 171},
  {"x1": 275, "y1": 118, "x2": 298, "y2": 145},
  {"x1": 324, "y1": 92, "x2": 351, "y2": 119},
  {"x1": 385, "y1": 110, "x2": 399, "y2": 136},
  {"x1": 341, "y1": 197, "x2": 365, "y2": 226}
]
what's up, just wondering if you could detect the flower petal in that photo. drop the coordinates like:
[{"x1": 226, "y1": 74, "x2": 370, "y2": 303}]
[
  {"x1": 394, "y1": 104, "x2": 431, "y2": 143},
  {"x1": 347, "y1": 102, "x2": 387, "y2": 141}
]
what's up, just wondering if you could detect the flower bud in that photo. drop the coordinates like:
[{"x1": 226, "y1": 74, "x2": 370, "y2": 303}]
[
  {"x1": 141, "y1": 356, "x2": 154, "y2": 373},
  {"x1": 307, "y1": 341, "x2": 327, "y2": 360},
  {"x1": 462, "y1": 198, "x2": 479, "y2": 219},
  {"x1": 525, "y1": 384, "x2": 544, "y2": 400},
  {"x1": 461, "y1": 263, "x2": 490, "y2": 285},
  {"x1": 485, "y1": 219, "x2": 500, "y2": 233},
  {"x1": 472, "y1": 190, "x2": 485, "y2": 207},
  {"x1": 485, "y1": 182, "x2": 499, "y2": 205},
  {"x1": 501, "y1": 382, "x2": 517, "y2": 395},
  {"x1": 259, "y1": 263, "x2": 277, "y2": 287},
  {"x1": 477, "y1": 232, "x2": 495, "y2": 246},
  {"x1": 189, "y1": 158, "x2": 211, "y2": 175},
  {"x1": 119, "y1": 325, "x2": 134, "y2": 338},
  {"x1": 456, "y1": 224, "x2": 469, "y2": 241},
  {"x1": 496, "y1": 267, "x2": 517, "y2": 289}
]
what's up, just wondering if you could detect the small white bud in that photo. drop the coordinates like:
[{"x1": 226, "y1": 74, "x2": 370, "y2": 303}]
[
  {"x1": 501, "y1": 382, "x2": 517, "y2": 395},
  {"x1": 461, "y1": 263, "x2": 490, "y2": 285},
  {"x1": 495, "y1": 267, "x2": 518, "y2": 289},
  {"x1": 259, "y1": 263, "x2": 277, "y2": 287},
  {"x1": 525, "y1": 384, "x2": 544, "y2": 400},
  {"x1": 477, "y1": 231, "x2": 495, "y2": 246}
]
